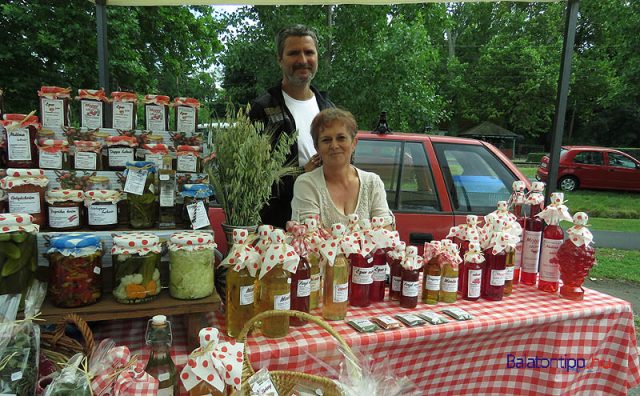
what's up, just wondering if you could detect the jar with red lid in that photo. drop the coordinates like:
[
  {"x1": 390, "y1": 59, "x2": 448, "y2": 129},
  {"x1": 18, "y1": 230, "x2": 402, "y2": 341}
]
[
  {"x1": 142, "y1": 143, "x2": 171, "y2": 170},
  {"x1": 84, "y1": 190, "x2": 121, "y2": 230},
  {"x1": 111, "y1": 91, "x2": 138, "y2": 130},
  {"x1": 112, "y1": 233, "x2": 162, "y2": 304},
  {"x1": 38, "y1": 86, "x2": 71, "y2": 128},
  {"x1": 0, "y1": 169, "x2": 49, "y2": 226},
  {"x1": 38, "y1": 139, "x2": 70, "y2": 170},
  {"x1": 106, "y1": 135, "x2": 137, "y2": 171},
  {"x1": 2, "y1": 114, "x2": 40, "y2": 168},
  {"x1": 46, "y1": 189, "x2": 84, "y2": 231},
  {"x1": 77, "y1": 88, "x2": 109, "y2": 129},
  {"x1": 176, "y1": 145, "x2": 201, "y2": 173},
  {"x1": 173, "y1": 97, "x2": 199, "y2": 133},
  {"x1": 144, "y1": 95, "x2": 170, "y2": 132},
  {"x1": 72, "y1": 140, "x2": 103, "y2": 171}
]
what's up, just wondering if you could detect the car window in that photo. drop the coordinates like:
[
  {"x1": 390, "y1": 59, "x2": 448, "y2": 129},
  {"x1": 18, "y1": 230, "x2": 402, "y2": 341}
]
[
  {"x1": 433, "y1": 142, "x2": 516, "y2": 213},
  {"x1": 397, "y1": 142, "x2": 440, "y2": 212},
  {"x1": 608, "y1": 152, "x2": 637, "y2": 169},
  {"x1": 573, "y1": 151, "x2": 604, "y2": 165},
  {"x1": 353, "y1": 140, "x2": 402, "y2": 209}
]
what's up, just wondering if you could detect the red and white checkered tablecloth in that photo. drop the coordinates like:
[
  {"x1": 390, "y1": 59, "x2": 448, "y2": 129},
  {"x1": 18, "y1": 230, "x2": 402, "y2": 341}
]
[{"x1": 92, "y1": 285, "x2": 640, "y2": 396}]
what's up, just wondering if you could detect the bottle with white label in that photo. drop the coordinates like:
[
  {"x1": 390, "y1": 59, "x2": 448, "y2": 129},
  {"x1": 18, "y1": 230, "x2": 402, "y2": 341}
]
[
  {"x1": 226, "y1": 266, "x2": 256, "y2": 338},
  {"x1": 422, "y1": 254, "x2": 441, "y2": 305},
  {"x1": 521, "y1": 182, "x2": 546, "y2": 286},
  {"x1": 349, "y1": 253, "x2": 373, "y2": 307},
  {"x1": 290, "y1": 256, "x2": 311, "y2": 326},
  {"x1": 538, "y1": 192, "x2": 569, "y2": 293},
  {"x1": 400, "y1": 266, "x2": 420, "y2": 308},
  {"x1": 462, "y1": 243, "x2": 485, "y2": 301},
  {"x1": 258, "y1": 263, "x2": 291, "y2": 338},
  {"x1": 145, "y1": 315, "x2": 178, "y2": 395},
  {"x1": 322, "y1": 253, "x2": 350, "y2": 321},
  {"x1": 482, "y1": 249, "x2": 506, "y2": 301}
]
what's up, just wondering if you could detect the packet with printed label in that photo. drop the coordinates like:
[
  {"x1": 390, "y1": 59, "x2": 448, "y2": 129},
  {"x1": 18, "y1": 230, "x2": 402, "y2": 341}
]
[
  {"x1": 394, "y1": 313, "x2": 426, "y2": 327},
  {"x1": 347, "y1": 318, "x2": 380, "y2": 333},
  {"x1": 418, "y1": 311, "x2": 450, "y2": 325},
  {"x1": 441, "y1": 307, "x2": 473, "y2": 321},
  {"x1": 371, "y1": 315, "x2": 403, "y2": 330}
]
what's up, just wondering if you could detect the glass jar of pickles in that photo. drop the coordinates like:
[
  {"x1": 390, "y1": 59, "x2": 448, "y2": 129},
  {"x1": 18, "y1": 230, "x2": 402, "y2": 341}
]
[
  {"x1": 168, "y1": 231, "x2": 216, "y2": 299},
  {"x1": 46, "y1": 189, "x2": 84, "y2": 231},
  {"x1": 125, "y1": 161, "x2": 159, "y2": 229},
  {"x1": 73, "y1": 140, "x2": 103, "y2": 171},
  {"x1": 46, "y1": 233, "x2": 103, "y2": 308},
  {"x1": 0, "y1": 213, "x2": 39, "y2": 309},
  {"x1": 2, "y1": 114, "x2": 40, "y2": 169},
  {"x1": 111, "y1": 233, "x2": 162, "y2": 304},
  {"x1": 0, "y1": 169, "x2": 49, "y2": 227},
  {"x1": 38, "y1": 139, "x2": 69, "y2": 170},
  {"x1": 84, "y1": 190, "x2": 121, "y2": 230},
  {"x1": 106, "y1": 135, "x2": 137, "y2": 171}
]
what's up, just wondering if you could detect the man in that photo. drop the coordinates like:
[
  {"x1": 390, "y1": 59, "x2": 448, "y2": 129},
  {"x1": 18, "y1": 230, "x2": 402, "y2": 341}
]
[{"x1": 249, "y1": 24, "x2": 335, "y2": 228}]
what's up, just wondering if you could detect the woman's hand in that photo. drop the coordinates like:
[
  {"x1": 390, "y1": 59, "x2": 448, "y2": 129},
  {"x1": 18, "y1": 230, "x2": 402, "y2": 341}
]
[{"x1": 304, "y1": 153, "x2": 322, "y2": 172}]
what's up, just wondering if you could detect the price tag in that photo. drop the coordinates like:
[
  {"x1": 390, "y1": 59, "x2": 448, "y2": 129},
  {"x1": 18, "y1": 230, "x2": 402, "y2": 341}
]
[
  {"x1": 158, "y1": 372, "x2": 171, "y2": 381},
  {"x1": 93, "y1": 266, "x2": 101, "y2": 274},
  {"x1": 11, "y1": 371, "x2": 22, "y2": 381},
  {"x1": 124, "y1": 169, "x2": 148, "y2": 196},
  {"x1": 186, "y1": 201, "x2": 210, "y2": 230}
]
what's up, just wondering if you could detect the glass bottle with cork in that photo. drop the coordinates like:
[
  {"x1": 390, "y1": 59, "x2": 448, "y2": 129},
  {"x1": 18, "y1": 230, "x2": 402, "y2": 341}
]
[
  {"x1": 145, "y1": 315, "x2": 178, "y2": 395},
  {"x1": 521, "y1": 182, "x2": 546, "y2": 286},
  {"x1": 422, "y1": 240, "x2": 442, "y2": 304},
  {"x1": 537, "y1": 192, "x2": 572, "y2": 293}
]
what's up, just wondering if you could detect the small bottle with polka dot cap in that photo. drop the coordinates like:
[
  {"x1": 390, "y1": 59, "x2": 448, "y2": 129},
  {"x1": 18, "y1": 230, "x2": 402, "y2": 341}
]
[{"x1": 145, "y1": 315, "x2": 178, "y2": 395}]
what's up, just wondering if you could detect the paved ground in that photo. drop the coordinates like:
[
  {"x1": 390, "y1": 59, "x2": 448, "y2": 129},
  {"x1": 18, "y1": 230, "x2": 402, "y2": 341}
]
[{"x1": 591, "y1": 230, "x2": 640, "y2": 250}]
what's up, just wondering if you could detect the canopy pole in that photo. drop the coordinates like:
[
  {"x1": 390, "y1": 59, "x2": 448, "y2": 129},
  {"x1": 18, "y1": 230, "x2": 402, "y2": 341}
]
[
  {"x1": 96, "y1": 0, "x2": 110, "y2": 94},
  {"x1": 546, "y1": 0, "x2": 579, "y2": 203}
]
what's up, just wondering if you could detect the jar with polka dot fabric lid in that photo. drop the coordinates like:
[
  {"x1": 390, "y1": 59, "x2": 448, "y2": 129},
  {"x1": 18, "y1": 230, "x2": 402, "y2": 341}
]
[
  {"x1": 168, "y1": 231, "x2": 216, "y2": 300},
  {"x1": 0, "y1": 168, "x2": 49, "y2": 226},
  {"x1": 111, "y1": 233, "x2": 162, "y2": 304},
  {"x1": 46, "y1": 189, "x2": 85, "y2": 231},
  {"x1": 84, "y1": 190, "x2": 121, "y2": 231}
]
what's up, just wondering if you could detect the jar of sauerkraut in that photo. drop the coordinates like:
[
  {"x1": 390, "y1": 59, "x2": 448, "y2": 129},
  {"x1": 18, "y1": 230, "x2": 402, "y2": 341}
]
[{"x1": 168, "y1": 231, "x2": 216, "y2": 299}]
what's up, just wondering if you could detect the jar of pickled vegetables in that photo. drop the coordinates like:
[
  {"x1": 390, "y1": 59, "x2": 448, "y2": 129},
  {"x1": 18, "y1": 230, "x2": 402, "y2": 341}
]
[
  {"x1": 168, "y1": 231, "x2": 216, "y2": 299},
  {"x1": 106, "y1": 135, "x2": 137, "y2": 171},
  {"x1": 46, "y1": 233, "x2": 103, "y2": 308},
  {"x1": 73, "y1": 141, "x2": 103, "y2": 171},
  {"x1": 111, "y1": 233, "x2": 162, "y2": 304},
  {"x1": 180, "y1": 184, "x2": 213, "y2": 227},
  {"x1": 0, "y1": 169, "x2": 49, "y2": 227},
  {"x1": 84, "y1": 190, "x2": 121, "y2": 231},
  {"x1": 0, "y1": 213, "x2": 39, "y2": 309},
  {"x1": 38, "y1": 139, "x2": 69, "y2": 170},
  {"x1": 46, "y1": 189, "x2": 84, "y2": 231},
  {"x1": 125, "y1": 161, "x2": 159, "y2": 229},
  {"x1": 2, "y1": 114, "x2": 40, "y2": 169}
]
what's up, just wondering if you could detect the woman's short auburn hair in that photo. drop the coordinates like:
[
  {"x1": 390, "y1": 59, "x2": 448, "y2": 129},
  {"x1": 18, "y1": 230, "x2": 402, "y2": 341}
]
[{"x1": 311, "y1": 108, "x2": 357, "y2": 147}]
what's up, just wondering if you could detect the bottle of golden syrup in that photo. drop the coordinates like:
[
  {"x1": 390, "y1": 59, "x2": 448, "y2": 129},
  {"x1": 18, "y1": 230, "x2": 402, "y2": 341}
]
[
  {"x1": 303, "y1": 217, "x2": 323, "y2": 310},
  {"x1": 439, "y1": 241, "x2": 460, "y2": 303},
  {"x1": 422, "y1": 241, "x2": 442, "y2": 304},
  {"x1": 258, "y1": 262, "x2": 291, "y2": 338},
  {"x1": 226, "y1": 267, "x2": 255, "y2": 338},
  {"x1": 322, "y1": 253, "x2": 349, "y2": 320}
]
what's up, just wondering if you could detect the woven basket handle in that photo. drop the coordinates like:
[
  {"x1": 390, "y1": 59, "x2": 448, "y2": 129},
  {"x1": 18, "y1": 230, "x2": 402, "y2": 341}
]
[
  {"x1": 52, "y1": 313, "x2": 96, "y2": 359},
  {"x1": 236, "y1": 310, "x2": 355, "y2": 378}
]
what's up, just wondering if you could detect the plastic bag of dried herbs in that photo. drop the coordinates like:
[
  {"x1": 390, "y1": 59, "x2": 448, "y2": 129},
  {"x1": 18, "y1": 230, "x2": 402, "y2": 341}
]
[
  {"x1": 0, "y1": 281, "x2": 47, "y2": 396},
  {"x1": 43, "y1": 353, "x2": 92, "y2": 396}
]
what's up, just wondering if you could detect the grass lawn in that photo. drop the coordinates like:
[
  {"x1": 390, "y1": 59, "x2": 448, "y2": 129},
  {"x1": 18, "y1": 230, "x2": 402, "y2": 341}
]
[
  {"x1": 518, "y1": 167, "x2": 537, "y2": 178},
  {"x1": 560, "y1": 218, "x2": 640, "y2": 233},
  {"x1": 591, "y1": 248, "x2": 640, "y2": 283}
]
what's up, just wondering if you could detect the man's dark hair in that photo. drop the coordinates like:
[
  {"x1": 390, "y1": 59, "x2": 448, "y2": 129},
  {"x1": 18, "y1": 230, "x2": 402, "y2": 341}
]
[{"x1": 276, "y1": 25, "x2": 318, "y2": 59}]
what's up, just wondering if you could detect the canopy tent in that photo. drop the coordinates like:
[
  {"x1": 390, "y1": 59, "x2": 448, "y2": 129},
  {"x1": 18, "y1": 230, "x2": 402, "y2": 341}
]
[
  {"x1": 92, "y1": 0, "x2": 578, "y2": 202},
  {"x1": 460, "y1": 121, "x2": 524, "y2": 158}
]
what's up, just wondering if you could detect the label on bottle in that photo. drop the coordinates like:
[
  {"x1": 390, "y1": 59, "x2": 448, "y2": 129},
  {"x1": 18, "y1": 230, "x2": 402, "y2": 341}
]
[
  {"x1": 240, "y1": 285, "x2": 254, "y2": 305},
  {"x1": 75, "y1": 151, "x2": 97, "y2": 170},
  {"x1": 441, "y1": 276, "x2": 458, "y2": 293},
  {"x1": 467, "y1": 269, "x2": 482, "y2": 298},
  {"x1": 176, "y1": 105, "x2": 196, "y2": 133},
  {"x1": 7, "y1": 128, "x2": 31, "y2": 161},
  {"x1": 505, "y1": 266, "x2": 515, "y2": 281},
  {"x1": 41, "y1": 98, "x2": 65, "y2": 127},
  {"x1": 146, "y1": 105, "x2": 167, "y2": 131},
  {"x1": 8, "y1": 193, "x2": 40, "y2": 214},
  {"x1": 112, "y1": 102, "x2": 134, "y2": 130},
  {"x1": 48, "y1": 206, "x2": 80, "y2": 228},
  {"x1": 539, "y1": 238, "x2": 563, "y2": 282},
  {"x1": 88, "y1": 204, "x2": 117, "y2": 225},
  {"x1": 402, "y1": 280, "x2": 420, "y2": 297},
  {"x1": 186, "y1": 201, "x2": 210, "y2": 230},
  {"x1": 177, "y1": 154, "x2": 197, "y2": 172},
  {"x1": 372, "y1": 264, "x2": 388, "y2": 282},
  {"x1": 297, "y1": 279, "x2": 311, "y2": 297},
  {"x1": 146, "y1": 153, "x2": 165, "y2": 170},
  {"x1": 333, "y1": 282, "x2": 348, "y2": 303},
  {"x1": 39, "y1": 150, "x2": 62, "y2": 169},
  {"x1": 391, "y1": 276, "x2": 402, "y2": 292},
  {"x1": 522, "y1": 230, "x2": 542, "y2": 273},
  {"x1": 274, "y1": 293, "x2": 290, "y2": 310},
  {"x1": 81, "y1": 100, "x2": 103, "y2": 129},
  {"x1": 108, "y1": 147, "x2": 134, "y2": 167},
  {"x1": 425, "y1": 275, "x2": 441, "y2": 291},
  {"x1": 514, "y1": 241, "x2": 523, "y2": 270},
  {"x1": 160, "y1": 179, "x2": 175, "y2": 207},
  {"x1": 490, "y1": 269, "x2": 506, "y2": 286},
  {"x1": 310, "y1": 273, "x2": 321, "y2": 292},
  {"x1": 352, "y1": 266, "x2": 374, "y2": 285},
  {"x1": 124, "y1": 168, "x2": 148, "y2": 195}
]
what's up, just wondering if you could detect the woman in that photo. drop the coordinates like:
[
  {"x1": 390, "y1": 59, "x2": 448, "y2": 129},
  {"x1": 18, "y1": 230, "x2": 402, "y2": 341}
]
[{"x1": 291, "y1": 108, "x2": 394, "y2": 228}]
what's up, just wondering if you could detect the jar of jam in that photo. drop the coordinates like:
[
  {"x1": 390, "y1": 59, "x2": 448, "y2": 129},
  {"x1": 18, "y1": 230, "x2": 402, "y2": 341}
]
[
  {"x1": 73, "y1": 140, "x2": 103, "y2": 171},
  {"x1": 176, "y1": 145, "x2": 201, "y2": 173},
  {"x1": 38, "y1": 86, "x2": 71, "y2": 128},
  {"x1": 168, "y1": 231, "x2": 216, "y2": 299},
  {"x1": 173, "y1": 97, "x2": 199, "y2": 133},
  {"x1": 180, "y1": 183, "x2": 213, "y2": 227},
  {"x1": 94, "y1": 131, "x2": 110, "y2": 166},
  {"x1": 46, "y1": 233, "x2": 103, "y2": 308},
  {"x1": 87, "y1": 176, "x2": 110, "y2": 191},
  {"x1": 84, "y1": 190, "x2": 121, "y2": 230},
  {"x1": 110, "y1": 91, "x2": 138, "y2": 130},
  {"x1": 37, "y1": 128, "x2": 55, "y2": 141},
  {"x1": 106, "y1": 135, "x2": 137, "y2": 171},
  {"x1": 2, "y1": 114, "x2": 40, "y2": 168},
  {"x1": 46, "y1": 189, "x2": 84, "y2": 231},
  {"x1": 0, "y1": 169, "x2": 49, "y2": 226},
  {"x1": 144, "y1": 95, "x2": 170, "y2": 132},
  {"x1": 0, "y1": 213, "x2": 39, "y2": 310},
  {"x1": 142, "y1": 144, "x2": 171, "y2": 170},
  {"x1": 77, "y1": 88, "x2": 109, "y2": 129},
  {"x1": 125, "y1": 161, "x2": 159, "y2": 229},
  {"x1": 38, "y1": 139, "x2": 70, "y2": 170},
  {"x1": 111, "y1": 233, "x2": 162, "y2": 304}
]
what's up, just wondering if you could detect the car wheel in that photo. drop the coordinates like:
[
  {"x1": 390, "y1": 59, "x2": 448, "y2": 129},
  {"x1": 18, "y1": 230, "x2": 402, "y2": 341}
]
[{"x1": 559, "y1": 176, "x2": 579, "y2": 192}]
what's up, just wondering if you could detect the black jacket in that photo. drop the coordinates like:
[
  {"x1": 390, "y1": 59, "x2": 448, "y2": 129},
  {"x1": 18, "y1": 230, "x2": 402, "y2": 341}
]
[{"x1": 249, "y1": 82, "x2": 335, "y2": 228}]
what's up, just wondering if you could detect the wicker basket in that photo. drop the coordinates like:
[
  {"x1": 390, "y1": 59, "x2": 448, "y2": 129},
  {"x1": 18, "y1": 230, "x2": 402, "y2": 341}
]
[
  {"x1": 237, "y1": 310, "x2": 353, "y2": 396},
  {"x1": 40, "y1": 313, "x2": 95, "y2": 370}
]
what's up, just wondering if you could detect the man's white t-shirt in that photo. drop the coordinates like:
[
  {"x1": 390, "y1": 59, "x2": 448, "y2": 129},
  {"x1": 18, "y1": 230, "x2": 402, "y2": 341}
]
[{"x1": 282, "y1": 90, "x2": 320, "y2": 167}]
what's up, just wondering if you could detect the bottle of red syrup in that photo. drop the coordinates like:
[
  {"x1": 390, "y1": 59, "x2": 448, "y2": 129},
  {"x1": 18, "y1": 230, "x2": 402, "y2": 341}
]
[
  {"x1": 400, "y1": 245, "x2": 423, "y2": 308},
  {"x1": 346, "y1": 215, "x2": 372, "y2": 307},
  {"x1": 463, "y1": 242, "x2": 485, "y2": 301},
  {"x1": 508, "y1": 181, "x2": 527, "y2": 284},
  {"x1": 286, "y1": 222, "x2": 311, "y2": 326},
  {"x1": 368, "y1": 217, "x2": 397, "y2": 302},
  {"x1": 537, "y1": 192, "x2": 573, "y2": 293},
  {"x1": 556, "y1": 212, "x2": 597, "y2": 301},
  {"x1": 520, "y1": 182, "x2": 546, "y2": 286},
  {"x1": 446, "y1": 214, "x2": 481, "y2": 294},
  {"x1": 388, "y1": 241, "x2": 406, "y2": 301},
  {"x1": 482, "y1": 219, "x2": 518, "y2": 301}
]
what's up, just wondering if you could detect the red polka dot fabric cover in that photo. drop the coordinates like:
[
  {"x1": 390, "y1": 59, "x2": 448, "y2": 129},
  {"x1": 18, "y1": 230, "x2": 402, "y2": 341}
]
[
  {"x1": 401, "y1": 246, "x2": 423, "y2": 271},
  {"x1": 112, "y1": 233, "x2": 162, "y2": 255},
  {"x1": 0, "y1": 168, "x2": 49, "y2": 189},
  {"x1": 92, "y1": 345, "x2": 159, "y2": 396},
  {"x1": 168, "y1": 231, "x2": 216, "y2": 252},
  {"x1": 566, "y1": 212, "x2": 594, "y2": 247},
  {"x1": 0, "y1": 213, "x2": 39, "y2": 233},
  {"x1": 180, "y1": 327, "x2": 244, "y2": 392},
  {"x1": 258, "y1": 229, "x2": 299, "y2": 280},
  {"x1": 84, "y1": 189, "x2": 122, "y2": 204},
  {"x1": 446, "y1": 214, "x2": 481, "y2": 242},
  {"x1": 318, "y1": 223, "x2": 360, "y2": 266},
  {"x1": 45, "y1": 189, "x2": 84, "y2": 204},
  {"x1": 221, "y1": 228, "x2": 260, "y2": 277},
  {"x1": 254, "y1": 224, "x2": 274, "y2": 255}
]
